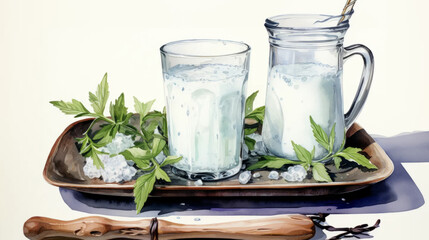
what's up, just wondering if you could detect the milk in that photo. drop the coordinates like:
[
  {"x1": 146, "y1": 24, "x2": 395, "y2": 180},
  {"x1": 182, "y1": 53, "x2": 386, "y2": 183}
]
[
  {"x1": 262, "y1": 63, "x2": 345, "y2": 160},
  {"x1": 164, "y1": 64, "x2": 248, "y2": 177}
]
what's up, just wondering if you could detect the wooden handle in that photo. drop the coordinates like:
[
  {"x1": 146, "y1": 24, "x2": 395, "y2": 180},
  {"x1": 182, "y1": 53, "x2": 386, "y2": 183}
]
[
  {"x1": 23, "y1": 216, "x2": 152, "y2": 239},
  {"x1": 24, "y1": 214, "x2": 314, "y2": 240}
]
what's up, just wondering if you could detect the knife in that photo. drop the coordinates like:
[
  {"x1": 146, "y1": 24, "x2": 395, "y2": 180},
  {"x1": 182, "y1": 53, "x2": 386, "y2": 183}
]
[{"x1": 24, "y1": 214, "x2": 315, "y2": 240}]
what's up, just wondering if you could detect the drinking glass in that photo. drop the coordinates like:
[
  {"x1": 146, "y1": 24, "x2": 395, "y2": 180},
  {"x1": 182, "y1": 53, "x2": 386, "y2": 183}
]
[{"x1": 160, "y1": 39, "x2": 251, "y2": 180}]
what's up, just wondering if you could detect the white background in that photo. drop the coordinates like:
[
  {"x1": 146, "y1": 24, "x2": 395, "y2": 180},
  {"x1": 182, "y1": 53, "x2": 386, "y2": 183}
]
[{"x1": 1, "y1": 0, "x2": 428, "y2": 239}]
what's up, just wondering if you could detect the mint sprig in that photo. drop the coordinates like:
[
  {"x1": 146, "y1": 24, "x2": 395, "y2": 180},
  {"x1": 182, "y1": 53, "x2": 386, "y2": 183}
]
[
  {"x1": 312, "y1": 162, "x2": 332, "y2": 182},
  {"x1": 133, "y1": 170, "x2": 155, "y2": 214},
  {"x1": 122, "y1": 137, "x2": 182, "y2": 213},
  {"x1": 247, "y1": 116, "x2": 378, "y2": 182},
  {"x1": 310, "y1": 116, "x2": 377, "y2": 171},
  {"x1": 50, "y1": 73, "x2": 181, "y2": 213},
  {"x1": 244, "y1": 91, "x2": 265, "y2": 150},
  {"x1": 247, "y1": 156, "x2": 297, "y2": 170},
  {"x1": 310, "y1": 116, "x2": 331, "y2": 151},
  {"x1": 245, "y1": 91, "x2": 265, "y2": 123},
  {"x1": 125, "y1": 98, "x2": 179, "y2": 213},
  {"x1": 51, "y1": 73, "x2": 125, "y2": 169}
]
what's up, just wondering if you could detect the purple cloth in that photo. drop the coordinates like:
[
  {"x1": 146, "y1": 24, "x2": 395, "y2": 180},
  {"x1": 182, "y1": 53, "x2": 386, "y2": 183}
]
[{"x1": 60, "y1": 132, "x2": 428, "y2": 217}]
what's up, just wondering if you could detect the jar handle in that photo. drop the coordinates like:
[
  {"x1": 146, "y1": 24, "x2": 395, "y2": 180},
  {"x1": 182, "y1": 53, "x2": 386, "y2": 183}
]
[{"x1": 343, "y1": 44, "x2": 374, "y2": 129}]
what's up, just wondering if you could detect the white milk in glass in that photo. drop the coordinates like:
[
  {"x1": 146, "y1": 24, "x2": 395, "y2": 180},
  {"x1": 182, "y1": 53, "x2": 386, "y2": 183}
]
[
  {"x1": 262, "y1": 63, "x2": 345, "y2": 160},
  {"x1": 164, "y1": 64, "x2": 247, "y2": 177}
]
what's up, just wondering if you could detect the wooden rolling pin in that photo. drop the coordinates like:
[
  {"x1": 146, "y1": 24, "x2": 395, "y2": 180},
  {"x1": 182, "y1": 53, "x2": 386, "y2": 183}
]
[{"x1": 24, "y1": 214, "x2": 315, "y2": 240}]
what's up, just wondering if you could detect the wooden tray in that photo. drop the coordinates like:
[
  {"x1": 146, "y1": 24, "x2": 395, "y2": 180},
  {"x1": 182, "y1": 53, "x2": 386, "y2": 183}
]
[{"x1": 43, "y1": 116, "x2": 394, "y2": 197}]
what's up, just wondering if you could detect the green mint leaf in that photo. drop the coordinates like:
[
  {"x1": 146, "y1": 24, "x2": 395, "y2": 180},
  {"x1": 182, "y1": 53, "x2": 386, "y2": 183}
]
[
  {"x1": 123, "y1": 112, "x2": 133, "y2": 124},
  {"x1": 89, "y1": 73, "x2": 110, "y2": 115},
  {"x1": 109, "y1": 103, "x2": 115, "y2": 121},
  {"x1": 247, "y1": 156, "x2": 298, "y2": 170},
  {"x1": 121, "y1": 147, "x2": 152, "y2": 169},
  {"x1": 91, "y1": 148, "x2": 104, "y2": 169},
  {"x1": 134, "y1": 141, "x2": 150, "y2": 151},
  {"x1": 93, "y1": 124, "x2": 114, "y2": 140},
  {"x1": 122, "y1": 147, "x2": 152, "y2": 159},
  {"x1": 261, "y1": 155, "x2": 295, "y2": 162},
  {"x1": 160, "y1": 108, "x2": 168, "y2": 138},
  {"x1": 74, "y1": 112, "x2": 101, "y2": 118},
  {"x1": 246, "y1": 160, "x2": 272, "y2": 170},
  {"x1": 93, "y1": 124, "x2": 118, "y2": 148},
  {"x1": 142, "y1": 120, "x2": 159, "y2": 141},
  {"x1": 50, "y1": 99, "x2": 90, "y2": 116},
  {"x1": 339, "y1": 129, "x2": 346, "y2": 150},
  {"x1": 312, "y1": 162, "x2": 332, "y2": 182},
  {"x1": 301, "y1": 163, "x2": 310, "y2": 171},
  {"x1": 78, "y1": 136, "x2": 91, "y2": 155},
  {"x1": 80, "y1": 144, "x2": 91, "y2": 155},
  {"x1": 310, "y1": 146, "x2": 315, "y2": 160},
  {"x1": 153, "y1": 133, "x2": 166, "y2": 141},
  {"x1": 124, "y1": 147, "x2": 151, "y2": 160},
  {"x1": 112, "y1": 124, "x2": 120, "y2": 139},
  {"x1": 160, "y1": 156, "x2": 183, "y2": 167},
  {"x1": 134, "y1": 97, "x2": 155, "y2": 125},
  {"x1": 246, "y1": 106, "x2": 265, "y2": 123},
  {"x1": 109, "y1": 93, "x2": 128, "y2": 122},
  {"x1": 328, "y1": 123, "x2": 336, "y2": 152},
  {"x1": 309, "y1": 116, "x2": 330, "y2": 151},
  {"x1": 244, "y1": 136, "x2": 256, "y2": 151},
  {"x1": 245, "y1": 91, "x2": 259, "y2": 116},
  {"x1": 82, "y1": 118, "x2": 104, "y2": 136},
  {"x1": 244, "y1": 128, "x2": 257, "y2": 135},
  {"x1": 125, "y1": 124, "x2": 138, "y2": 132},
  {"x1": 94, "y1": 132, "x2": 113, "y2": 148},
  {"x1": 151, "y1": 138, "x2": 166, "y2": 157},
  {"x1": 154, "y1": 167, "x2": 171, "y2": 182},
  {"x1": 119, "y1": 124, "x2": 139, "y2": 136},
  {"x1": 291, "y1": 141, "x2": 313, "y2": 164},
  {"x1": 76, "y1": 136, "x2": 87, "y2": 145},
  {"x1": 336, "y1": 147, "x2": 378, "y2": 169},
  {"x1": 162, "y1": 147, "x2": 170, "y2": 157},
  {"x1": 333, "y1": 156, "x2": 342, "y2": 169},
  {"x1": 143, "y1": 111, "x2": 163, "y2": 121},
  {"x1": 134, "y1": 171, "x2": 156, "y2": 214}
]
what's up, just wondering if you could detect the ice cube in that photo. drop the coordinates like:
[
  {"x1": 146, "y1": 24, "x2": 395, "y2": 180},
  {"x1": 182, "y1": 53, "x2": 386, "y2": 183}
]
[
  {"x1": 252, "y1": 172, "x2": 261, "y2": 178},
  {"x1": 282, "y1": 165, "x2": 307, "y2": 182},
  {"x1": 281, "y1": 171, "x2": 293, "y2": 181},
  {"x1": 194, "y1": 179, "x2": 203, "y2": 186},
  {"x1": 238, "y1": 171, "x2": 251, "y2": 184},
  {"x1": 84, "y1": 153, "x2": 137, "y2": 183},
  {"x1": 101, "y1": 133, "x2": 135, "y2": 155},
  {"x1": 268, "y1": 171, "x2": 279, "y2": 180},
  {"x1": 254, "y1": 141, "x2": 268, "y2": 155}
]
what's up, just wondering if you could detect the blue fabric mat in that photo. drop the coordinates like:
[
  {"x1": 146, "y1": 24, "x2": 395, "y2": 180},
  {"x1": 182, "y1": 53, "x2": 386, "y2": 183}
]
[{"x1": 60, "y1": 132, "x2": 428, "y2": 217}]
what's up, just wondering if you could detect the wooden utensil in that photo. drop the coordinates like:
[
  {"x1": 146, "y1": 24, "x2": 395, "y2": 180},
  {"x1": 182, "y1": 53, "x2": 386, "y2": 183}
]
[{"x1": 24, "y1": 214, "x2": 315, "y2": 240}]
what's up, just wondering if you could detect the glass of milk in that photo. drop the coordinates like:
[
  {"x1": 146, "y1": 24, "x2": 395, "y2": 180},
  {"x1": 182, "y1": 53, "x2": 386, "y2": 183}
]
[
  {"x1": 160, "y1": 39, "x2": 251, "y2": 180},
  {"x1": 263, "y1": 12, "x2": 374, "y2": 160}
]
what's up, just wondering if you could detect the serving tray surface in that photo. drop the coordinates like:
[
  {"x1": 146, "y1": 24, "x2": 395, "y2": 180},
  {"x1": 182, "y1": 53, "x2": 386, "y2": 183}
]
[{"x1": 43, "y1": 117, "x2": 394, "y2": 197}]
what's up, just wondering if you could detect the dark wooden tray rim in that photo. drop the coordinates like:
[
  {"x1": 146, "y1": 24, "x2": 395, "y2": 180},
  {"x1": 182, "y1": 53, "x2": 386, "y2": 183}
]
[{"x1": 43, "y1": 117, "x2": 394, "y2": 197}]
